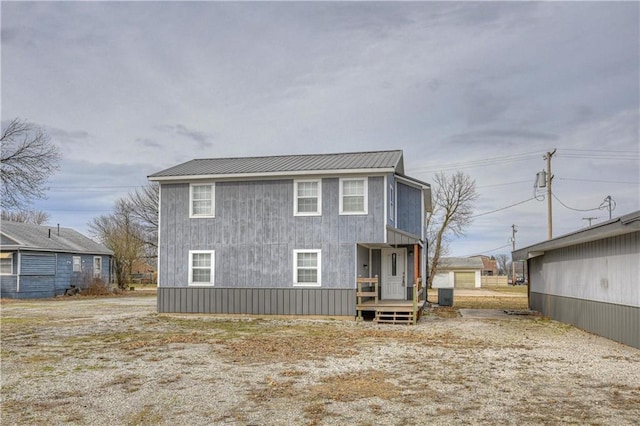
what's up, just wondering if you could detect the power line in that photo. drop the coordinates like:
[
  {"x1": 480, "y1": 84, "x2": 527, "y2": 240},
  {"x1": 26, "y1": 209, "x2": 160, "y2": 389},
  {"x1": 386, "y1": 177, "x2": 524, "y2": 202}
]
[
  {"x1": 460, "y1": 243, "x2": 512, "y2": 257},
  {"x1": 552, "y1": 192, "x2": 600, "y2": 212},
  {"x1": 557, "y1": 177, "x2": 639, "y2": 185},
  {"x1": 471, "y1": 197, "x2": 536, "y2": 218}
]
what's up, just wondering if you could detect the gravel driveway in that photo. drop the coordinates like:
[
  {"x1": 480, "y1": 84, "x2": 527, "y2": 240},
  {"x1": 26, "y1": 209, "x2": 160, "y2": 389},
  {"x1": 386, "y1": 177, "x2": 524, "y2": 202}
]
[{"x1": 1, "y1": 295, "x2": 639, "y2": 425}]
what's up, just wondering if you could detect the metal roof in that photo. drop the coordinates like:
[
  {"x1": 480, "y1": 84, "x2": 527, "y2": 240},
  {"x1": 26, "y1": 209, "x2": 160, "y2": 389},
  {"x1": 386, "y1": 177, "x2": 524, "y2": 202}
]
[
  {"x1": 436, "y1": 257, "x2": 484, "y2": 270},
  {"x1": 149, "y1": 150, "x2": 404, "y2": 179},
  {"x1": 512, "y1": 210, "x2": 640, "y2": 260},
  {"x1": 0, "y1": 221, "x2": 113, "y2": 255}
]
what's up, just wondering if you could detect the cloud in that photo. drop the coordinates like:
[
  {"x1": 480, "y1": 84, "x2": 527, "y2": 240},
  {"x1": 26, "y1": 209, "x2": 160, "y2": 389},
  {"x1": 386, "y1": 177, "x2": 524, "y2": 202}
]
[
  {"x1": 449, "y1": 129, "x2": 558, "y2": 146},
  {"x1": 154, "y1": 124, "x2": 214, "y2": 149}
]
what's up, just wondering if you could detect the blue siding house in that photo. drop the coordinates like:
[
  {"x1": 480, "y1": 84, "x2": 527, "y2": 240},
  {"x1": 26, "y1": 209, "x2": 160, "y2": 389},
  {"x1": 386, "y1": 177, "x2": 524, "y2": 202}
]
[
  {"x1": 149, "y1": 150, "x2": 431, "y2": 319},
  {"x1": 0, "y1": 221, "x2": 113, "y2": 299}
]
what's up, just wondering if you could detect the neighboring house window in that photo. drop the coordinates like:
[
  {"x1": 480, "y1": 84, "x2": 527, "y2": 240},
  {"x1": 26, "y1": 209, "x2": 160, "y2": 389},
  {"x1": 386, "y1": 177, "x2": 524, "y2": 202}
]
[
  {"x1": 93, "y1": 256, "x2": 102, "y2": 278},
  {"x1": 294, "y1": 179, "x2": 322, "y2": 216},
  {"x1": 190, "y1": 183, "x2": 215, "y2": 218},
  {"x1": 189, "y1": 250, "x2": 215, "y2": 285},
  {"x1": 389, "y1": 185, "x2": 395, "y2": 222},
  {"x1": 0, "y1": 254, "x2": 13, "y2": 275},
  {"x1": 340, "y1": 178, "x2": 368, "y2": 215},
  {"x1": 73, "y1": 256, "x2": 81, "y2": 272},
  {"x1": 293, "y1": 250, "x2": 321, "y2": 286}
]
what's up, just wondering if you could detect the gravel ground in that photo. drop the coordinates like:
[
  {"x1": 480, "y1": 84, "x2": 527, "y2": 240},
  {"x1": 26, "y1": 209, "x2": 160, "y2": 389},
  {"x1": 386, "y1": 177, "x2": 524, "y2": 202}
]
[{"x1": 1, "y1": 295, "x2": 639, "y2": 425}]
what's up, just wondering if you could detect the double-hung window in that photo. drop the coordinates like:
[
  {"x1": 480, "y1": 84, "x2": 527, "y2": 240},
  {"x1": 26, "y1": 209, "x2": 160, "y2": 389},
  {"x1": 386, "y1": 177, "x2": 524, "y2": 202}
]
[
  {"x1": 294, "y1": 179, "x2": 321, "y2": 216},
  {"x1": 190, "y1": 183, "x2": 215, "y2": 218},
  {"x1": 339, "y1": 178, "x2": 368, "y2": 215},
  {"x1": 73, "y1": 256, "x2": 82, "y2": 272},
  {"x1": 293, "y1": 250, "x2": 321, "y2": 286},
  {"x1": 0, "y1": 254, "x2": 13, "y2": 275},
  {"x1": 189, "y1": 250, "x2": 215, "y2": 285}
]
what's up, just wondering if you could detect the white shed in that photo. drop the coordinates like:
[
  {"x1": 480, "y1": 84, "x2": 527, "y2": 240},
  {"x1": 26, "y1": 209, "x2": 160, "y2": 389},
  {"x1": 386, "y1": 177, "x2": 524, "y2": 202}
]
[{"x1": 431, "y1": 257, "x2": 483, "y2": 289}]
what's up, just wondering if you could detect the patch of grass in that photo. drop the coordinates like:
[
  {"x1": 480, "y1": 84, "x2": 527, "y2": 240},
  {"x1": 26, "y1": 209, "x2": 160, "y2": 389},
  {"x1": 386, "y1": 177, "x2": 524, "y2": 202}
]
[{"x1": 126, "y1": 404, "x2": 163, "y2": 426}]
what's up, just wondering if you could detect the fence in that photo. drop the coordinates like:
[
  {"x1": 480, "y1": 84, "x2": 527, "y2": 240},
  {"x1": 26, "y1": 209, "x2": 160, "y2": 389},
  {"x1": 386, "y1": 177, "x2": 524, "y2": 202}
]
[{"x1": 481, "y1": 276, "x2": 509, "y2": 287}]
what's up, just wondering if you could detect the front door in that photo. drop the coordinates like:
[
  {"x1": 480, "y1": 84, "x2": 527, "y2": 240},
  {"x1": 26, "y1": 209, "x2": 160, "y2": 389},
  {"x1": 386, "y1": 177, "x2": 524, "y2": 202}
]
[{"x1": 381, "y1": 248, "x2": 406, "y2": 300}]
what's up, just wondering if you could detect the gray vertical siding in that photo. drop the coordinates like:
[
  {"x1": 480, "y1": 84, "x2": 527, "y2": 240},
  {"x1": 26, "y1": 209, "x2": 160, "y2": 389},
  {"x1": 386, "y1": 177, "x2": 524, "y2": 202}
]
[
  {"x1": 531, "y1": 292, "x2": 639, "y2": 349},
  {"x1": 158, "y1": 287, "x2": 357, "y2": 316},
  {"x1": 527, "y1": 231, "x2": 639, "y2": 349},
  {"x1": 159, "y1": 177, "x2": 386, "y2": 289},
  {"x1": 397, "y1": 182, "x2": 422, "y2": 237}
]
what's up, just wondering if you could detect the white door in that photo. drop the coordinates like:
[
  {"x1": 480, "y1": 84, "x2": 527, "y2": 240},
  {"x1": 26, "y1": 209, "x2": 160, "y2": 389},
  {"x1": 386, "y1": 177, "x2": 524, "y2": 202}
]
[
  {"x1": 381, "y1": 248, "x2": 406, "y2": 300},
  {"x1": 93, "y1": 256, "x2": 102, "y2": 279}
]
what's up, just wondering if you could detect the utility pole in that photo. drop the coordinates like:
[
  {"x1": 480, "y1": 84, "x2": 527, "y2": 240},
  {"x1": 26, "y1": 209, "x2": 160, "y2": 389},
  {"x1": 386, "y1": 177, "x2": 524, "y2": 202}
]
[
  {"x1": 600, "y1": 195, "x2": 614, "y2": 220},
  {"x1": 582, "y1": 217, "x2": 598, "y2": 227},
  {"x1": 510, "y1": 224, "x2": 517, "y2": 285},
  {"x1": 543, "y1": 149, "x2": 556, "y2": 239}
]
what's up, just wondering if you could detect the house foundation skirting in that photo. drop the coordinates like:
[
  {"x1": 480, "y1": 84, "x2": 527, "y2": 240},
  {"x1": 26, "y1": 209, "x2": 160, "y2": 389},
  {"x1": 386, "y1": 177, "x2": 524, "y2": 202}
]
[
  {"x1": 530, "y1": 292, "x2": 639, "y2": 349},
  {"x1": 157, "y1": 287, "x2": 357, "y2": 317}
]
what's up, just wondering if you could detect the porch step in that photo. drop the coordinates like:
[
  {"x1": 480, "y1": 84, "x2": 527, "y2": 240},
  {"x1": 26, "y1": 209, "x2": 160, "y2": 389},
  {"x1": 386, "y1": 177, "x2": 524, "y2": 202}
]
[{"x1": 374, "y1": 310, "x2": 415, "y2": 325}]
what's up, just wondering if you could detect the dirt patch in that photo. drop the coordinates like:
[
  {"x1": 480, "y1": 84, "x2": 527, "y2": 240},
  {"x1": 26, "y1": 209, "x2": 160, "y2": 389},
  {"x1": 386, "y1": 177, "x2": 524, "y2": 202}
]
[{"x1": 1, "y1": 295, "x2": 639, "y2": 425}]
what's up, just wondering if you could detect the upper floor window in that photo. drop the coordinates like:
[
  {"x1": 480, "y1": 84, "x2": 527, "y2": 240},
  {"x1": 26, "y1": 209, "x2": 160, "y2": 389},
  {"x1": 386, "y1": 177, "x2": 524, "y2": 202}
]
[
  {"x1": 293, "y1": 249, "x2": 321, "y2": 286},
  {"x1": 294, "y1": 179, "x2": 322, "y2": 216},
  {"x1": 0, "y1": 254, "x2": 13, "y2": 275},
  {"x1": 190, "y1": 183, "x2": 215, "y2": 218},
  {"x1": 340, "y1": 178, "x2": 368, "y2": 215},
  {"x1": 189, "y1": 250, "x2": 215, "y2": 285}
]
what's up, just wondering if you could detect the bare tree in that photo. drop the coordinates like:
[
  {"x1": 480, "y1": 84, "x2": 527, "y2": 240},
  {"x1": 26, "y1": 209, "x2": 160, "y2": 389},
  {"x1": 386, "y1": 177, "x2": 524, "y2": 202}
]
[
  {"x1": 89, "y1": 200, "x2": 146, "y2": 289},
  {"x1": 124, "y1": 182, "x2": 158, "y2": 259},
  {"x1": 1, "y1": 209, "x2": 51, "y2": 225},
  {"x1": 426, "y1": 171, "x2": 479, "y2": 288},
  {"x1": 1, "y1": 118, "x2": 61, "y2": 210},
  {"x1": 494, "y1": 253, "x2": 510, "y2": 275}
]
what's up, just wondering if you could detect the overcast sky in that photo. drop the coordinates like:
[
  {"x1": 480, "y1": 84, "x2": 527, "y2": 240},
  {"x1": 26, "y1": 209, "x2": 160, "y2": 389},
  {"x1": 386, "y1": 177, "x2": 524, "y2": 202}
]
[{"x1": 2, "y1": 1, "x2": 639, "y2": 258}]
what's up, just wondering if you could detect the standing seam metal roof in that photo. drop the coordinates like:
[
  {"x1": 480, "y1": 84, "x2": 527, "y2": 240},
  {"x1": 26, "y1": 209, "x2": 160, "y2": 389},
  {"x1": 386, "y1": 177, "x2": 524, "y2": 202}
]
[{"x1": 149, "y1": 150, "x2": 404, "y2": 178}]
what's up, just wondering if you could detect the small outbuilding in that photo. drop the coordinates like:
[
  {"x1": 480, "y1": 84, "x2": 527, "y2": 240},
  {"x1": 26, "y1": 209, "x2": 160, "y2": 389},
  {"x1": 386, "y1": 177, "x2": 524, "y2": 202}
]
[
  {"x1": 431, "y1": 257, "x2": 483, "y2": 289},
  {"x1": 0, "y1": 221, "x2": 113, "y2": 299},
  {"x1": 512, "y1": 211, "x2": 639, "y2": 349}
]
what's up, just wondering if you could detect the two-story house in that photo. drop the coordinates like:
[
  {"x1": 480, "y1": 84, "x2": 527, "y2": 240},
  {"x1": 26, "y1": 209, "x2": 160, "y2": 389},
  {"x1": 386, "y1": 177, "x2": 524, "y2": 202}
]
[{"x1": 148, "y1": 150, "x2": 431, "y2": 320}]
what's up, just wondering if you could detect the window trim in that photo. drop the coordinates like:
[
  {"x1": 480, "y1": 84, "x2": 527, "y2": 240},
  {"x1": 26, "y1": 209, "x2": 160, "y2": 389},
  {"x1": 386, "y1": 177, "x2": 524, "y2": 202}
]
[
  {"x1": 72, "y1": 256, "x2": 82, "y2": 272},
  {"x1": 93, "y1": 256, "x2": 102, "y2": 278},
  {"x1": 0, "y1": 254, "x2": 13, "y2": 275},
  {"x1": 293, "y1": 249, "x2": 321, "y2": 287},
  {"x1": 189, "y1": 182, "x2": 215, "y2": 218},
  {"x1": 188, "y1": 250, "x2": 215, "y2": 286},
  {"x1": 339, "y1": 177, "x2": 368, "y2": 215},
  {"x1": 389, "y1": 184, "x2": 395, "y2": 222},
  {"x1": 293, "y1": 179, "x2": 322, "y2": 216}
]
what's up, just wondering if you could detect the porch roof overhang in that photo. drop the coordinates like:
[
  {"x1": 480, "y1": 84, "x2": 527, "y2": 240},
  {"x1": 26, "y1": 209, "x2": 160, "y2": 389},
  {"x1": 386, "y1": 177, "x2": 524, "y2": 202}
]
[{"x1": 386, "y1": 225, "x2": 421, "y2": 246}]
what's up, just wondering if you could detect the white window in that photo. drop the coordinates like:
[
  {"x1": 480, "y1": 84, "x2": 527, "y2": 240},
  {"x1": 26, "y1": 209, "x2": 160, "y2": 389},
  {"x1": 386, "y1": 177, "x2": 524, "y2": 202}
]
[
  {"x1": 190, "y1": 183, "x2": 215, "y2": 218},
  {"x1": 293, "y1": 250, "x2": 321, "y2": 286},
  {"x1": 340, "y1": 178, "x2": 368, "y2": 215},
  {"x1": 93, "y1": 256, "x2": 102, "y2": 278},
  {"x1": 0, "y1": 254, "x2": 13, "y2": 275},
  {"x1": 73, "y1": 256, "x2": 82, "y2": 272},
  {"x1": 294, "y1": 179, "x2": 322, "y2": 216},
  {"x1": 189, "y1": 250, "x2": 215, "y2": 285}
]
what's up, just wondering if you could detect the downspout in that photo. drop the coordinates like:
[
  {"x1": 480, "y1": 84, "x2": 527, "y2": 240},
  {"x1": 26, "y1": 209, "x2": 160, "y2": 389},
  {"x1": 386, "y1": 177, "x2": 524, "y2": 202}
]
[
  {"x1": 16, "y1": 250, "x2": 21, "y2": 293},
  {"x1": 418, "y1": 240, "x2": 433, "y2": 307}
]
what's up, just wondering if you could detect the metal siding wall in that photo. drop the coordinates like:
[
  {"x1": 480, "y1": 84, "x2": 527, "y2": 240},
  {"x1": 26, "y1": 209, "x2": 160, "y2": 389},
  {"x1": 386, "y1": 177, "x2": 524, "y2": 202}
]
[
  {"x1": 396, "y1": 182, "x2": 422, "y2": 236},
  {"x1": 530, "y1": 231, "x2": 639, "y2": 307},
  {"x1": 158, "y1": 287, "x2": 356, "y2": 316},
  {"x1": 531, "y1": 292, "x2": 639, "y2": 349}
]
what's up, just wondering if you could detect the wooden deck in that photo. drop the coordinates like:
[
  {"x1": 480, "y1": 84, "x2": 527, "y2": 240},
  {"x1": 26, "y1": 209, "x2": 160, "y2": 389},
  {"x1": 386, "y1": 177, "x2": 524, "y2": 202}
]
[{"x1": 356, "y1": 277, "x2": 424, "y2": 325}]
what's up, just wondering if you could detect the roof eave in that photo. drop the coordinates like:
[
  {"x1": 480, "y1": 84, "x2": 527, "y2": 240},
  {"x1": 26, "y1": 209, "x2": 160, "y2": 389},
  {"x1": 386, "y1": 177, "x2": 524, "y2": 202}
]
[{"x1": 149, "y1": 167, "x2": 398, "y2": 182}]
